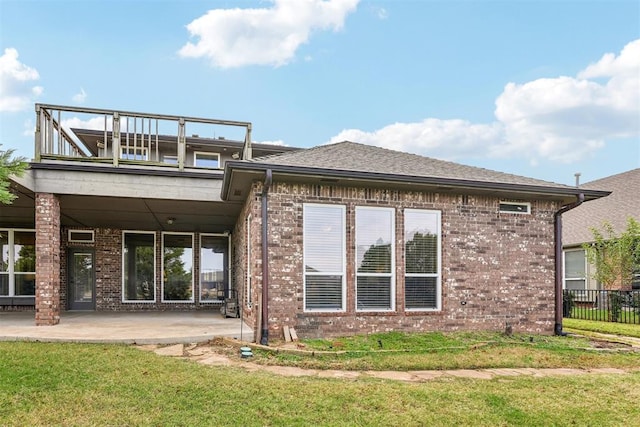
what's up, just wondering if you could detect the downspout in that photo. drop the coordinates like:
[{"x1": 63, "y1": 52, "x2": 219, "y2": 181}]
[
  {"x1": 554, "y1": 193, "x2": 584, "y2": 335},
  {"x1": 260, "y1": 169, "x2": 273, "y2": 345}
]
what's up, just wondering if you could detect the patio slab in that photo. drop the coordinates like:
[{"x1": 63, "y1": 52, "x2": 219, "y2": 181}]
[{"x1": 0, "y1": 311, "x2": 254, "y2": 345}]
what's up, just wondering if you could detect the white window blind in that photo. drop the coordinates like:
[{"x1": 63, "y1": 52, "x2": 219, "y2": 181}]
[
  {"x1": 356, "y1": 207, "x2": 394, "y2": 311},
  {"x1": 303, "y1": 204, "x2": 345, "y2": 311},
  {"x1": 404, "y1": 209, "x2": 441, "y2": 310},
  {"x1": 564, "y1": 249, "x2": 586, "y2": 291}
]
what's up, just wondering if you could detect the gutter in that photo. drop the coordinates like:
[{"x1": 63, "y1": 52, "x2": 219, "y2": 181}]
[
  {"x1": 221, "y1": 161, "x2": 610, "y2": 202},
  {"x1": 260, "y1": 169, "x2": 273, "y2": 345},
  {"x1": 553, "y1": 193, "x2": 585, "y2": 336}
]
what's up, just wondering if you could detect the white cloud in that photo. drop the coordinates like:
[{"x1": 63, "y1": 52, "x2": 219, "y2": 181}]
[
  {"x1": 494, "y1": 39, "x2": 639, "y2": 162},
  {"x1": 0, "y1": 48, "x2": 42, "y2": 112},
  {"x1": 72, "y1": 88, "x2": 87, "y2": 104},
  {"x1": 330, "y1": 119, "x2": 502, "y2": 161},
  {"x1": 178, "y1": 0, "x2": 359, "y2": 68},
  {"x1": 61, "y1": 116, "x2": 109, "y2": 131},
  {"x1": 373, "y1": 6, "x2": 387, "y2": 20},
  {"x1": 329, "y1": 39, "x2": 640, "y2": 165}
]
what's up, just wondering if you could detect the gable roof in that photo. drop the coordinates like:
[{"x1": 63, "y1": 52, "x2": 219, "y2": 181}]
[
  {"x1": 223, "y1": 141, "x2": 609, "y2": 203},
  {"x1": 563, "y1": 168, "x2": 640, "y2": 247},
  {"x1": 254, "y1": 141, "x2": 571, "y2": 188}
]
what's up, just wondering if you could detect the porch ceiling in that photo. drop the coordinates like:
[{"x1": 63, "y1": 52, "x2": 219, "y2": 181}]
[{"x1": 59, "y1": 195, "x2": 242, "y2": 233}]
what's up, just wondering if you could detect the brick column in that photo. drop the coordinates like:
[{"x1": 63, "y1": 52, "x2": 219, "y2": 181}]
[{"x1": 35, "y1": 193, "x2": 61, "y2": 326}]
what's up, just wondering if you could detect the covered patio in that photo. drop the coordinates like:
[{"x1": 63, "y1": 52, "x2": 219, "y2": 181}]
[{"x1": 0, "y1": 311, "x2": 253, "y2": 345}]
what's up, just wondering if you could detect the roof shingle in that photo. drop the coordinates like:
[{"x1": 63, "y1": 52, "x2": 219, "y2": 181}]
[
  {"x1": 563, "y1": 168, "x2": 640, "y2": 246},
  {"x1": 254, "y1": 141, "x2": 578, "y2": 189}
]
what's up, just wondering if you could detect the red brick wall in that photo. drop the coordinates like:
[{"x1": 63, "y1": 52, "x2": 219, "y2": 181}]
[
  {"x1": 232, "y1": 183, "x2": 262, "y2": 341},
  {"x1": 237, "y1": 181, "x2": 561, "y2": 339},
  {"x1": 35, "y1": 193, "x2": 61, "y2": 325}
]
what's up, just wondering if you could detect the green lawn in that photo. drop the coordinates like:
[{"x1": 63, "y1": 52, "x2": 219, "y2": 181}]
[
  {"x1": 251, "y1": 331, "x2": 640, "y2": 371},
  {"x1": 564, "y1": 318, "x2": 640, "y2": 338},
  {"x1": 1, "y1": 340, "x2": 639, "y2": 426}
]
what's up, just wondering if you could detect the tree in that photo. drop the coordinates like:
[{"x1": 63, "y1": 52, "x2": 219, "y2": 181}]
[
  {"x1": 583, "y1": 217, "x2": 640, "y2": 290},
  {"x1": 163, "y1": 246, "x2": 193, "y2": 300},
  {"x1": 405, "y1": 232, "x2": 438, "y2": 273},
  {"x1": 358, "y1": 242, "x2": 391, "y2": 273},
  {"x1": 0, "y1": 145, "x2": 27, "y2": 205}
]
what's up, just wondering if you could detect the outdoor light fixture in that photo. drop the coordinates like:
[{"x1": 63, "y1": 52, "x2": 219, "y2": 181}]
[
  {"x1": 166, "y1": 217, "x2": 176, "y2": 225},
  {"x1": 231, "y1": 152, "x2": 240, "y2": 159}
]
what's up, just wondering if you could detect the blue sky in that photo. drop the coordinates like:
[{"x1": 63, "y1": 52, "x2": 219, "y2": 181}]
[{"x1": 1, "y1": 0, "x2": 638, "y2": 186}]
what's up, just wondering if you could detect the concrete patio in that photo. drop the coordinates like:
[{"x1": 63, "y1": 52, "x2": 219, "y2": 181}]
[{"x1": 0, "y1": 311, "x2": 254, "y2": 345}]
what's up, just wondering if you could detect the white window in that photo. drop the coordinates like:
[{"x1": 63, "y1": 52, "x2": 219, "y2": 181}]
[
  {"x1": 303, "y1": 204, "x2": 346, "y2": 311},
  {"x1": 162, "y1": 233, "x2": 194, "y2": 302},
  {"x1": 564, "y1": 249, "x2": 587, "y2": 291},
  {"x1": 200, "y1": 234, "x2": 229, "y2": 303},
  {"x1": 404, "y1": 209, "x2": 441, "y2": 310},
  {"x1": 194, "y1": 152, "x2": 220, "y2": 168},
  {"x1": 121, "y1": 146, "x2": 148, "y2": 161},
  {"x1": 499, "y1": 201, "x2": 531, "y2": 214},
  {"x1": 246, "y1": 214, "x2": 252, "y2": 306},
  {"x1": 356, "y1": 207, "x2": 395, "y2": 311},
  {"x1": 68, "y1": 229, "x2": 95, "y2": 243},
  {"x1": 122, "y1": 231, "x2": 156, "y2": 303},
  {"x1": 163, "y1": 155, "x2": 178, "y2": 165},
  {"x1": 0, "y1": 229, "x2": 36, "y2": 297}
]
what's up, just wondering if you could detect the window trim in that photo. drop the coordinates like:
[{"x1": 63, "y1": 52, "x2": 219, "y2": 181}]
[
  {"x1": 121, "y1": 230, "x2": 156, "y2": 303},
  {"x1": 199, "y1": 233, "x2": 230, "y2": 304},
  {"x1": 194, "y1": 151, "x2": 221, "y2": 169},
  {"x1": 404, "y1": 209, "x2": 442, "y2": 312},
  {"x1": 0, "y1": 228, "x2": 36, "y2": 298},
  {"x1": 68, "y1": 229, "x2": 95, "y2": 244},
  {"x1": 303, "y1": 203, "x2": 346, "y2": 312},
  {"x1": 163, "y1": 155, "x2": 178, "y2": 165},
  {"x1": 355, "y1": 206, "x2": 396, "y2": 312},
  {"x1": 499, "y1": 201, "x2": 531, "y2": 214},
  {"x1": 563, "y1": 248, "x2": 587, "y2": 291},
  {"x1": 161, "y1": 232, "x2": 195, "y2": 303},
  {"x1": 120, "y1": 146, "x2": 148, "y2": 161}
]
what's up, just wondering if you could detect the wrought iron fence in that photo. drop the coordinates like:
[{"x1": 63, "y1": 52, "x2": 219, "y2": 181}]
[{"x1": 563, "y1": 289, "x2": 640, "y2": 324}]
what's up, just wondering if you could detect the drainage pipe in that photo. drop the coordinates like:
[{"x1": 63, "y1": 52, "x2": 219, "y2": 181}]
[
  {"x1": 260, "y1": 169, "x2": 273, "y2": 345},
  {"x1": 554, "y1": 193, "x2": 584, "y2": 335}
]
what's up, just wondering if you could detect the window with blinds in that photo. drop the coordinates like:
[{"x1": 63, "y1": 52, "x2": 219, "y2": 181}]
[
  {"x1": 303, "y1": 204, "x2": 345, "y2": 311},
  {"x1": 356, "y1": 207, "x2": 395, "y2": 311},
  {"x1": 564, "y1": 249, "x2": 586, "y2": 291},
  {"x1": 404, "y1": 209, "x2": 441, "y2": 310}
]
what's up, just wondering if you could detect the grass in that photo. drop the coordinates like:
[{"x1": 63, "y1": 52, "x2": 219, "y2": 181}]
[
  {"x1": 564, "y1": 318, "x2": 640, "y2": 338},
  {"x1": 251, "y1": 331, "x2": 640, "y2": 371},
  {"x1": 569, "y1": 307, "x2": 640, "y2": 324},
  {"x1": 1, "y1": 342, "x2": 640, "y2": 426}
]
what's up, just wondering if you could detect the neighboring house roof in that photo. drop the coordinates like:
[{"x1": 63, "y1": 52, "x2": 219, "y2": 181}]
[
  {"x1": 563, "y1": 168, "x2": 640, "y2": 247},
  {"x1": 223, "y1": 141, "x2": 609, "y2": 203}
]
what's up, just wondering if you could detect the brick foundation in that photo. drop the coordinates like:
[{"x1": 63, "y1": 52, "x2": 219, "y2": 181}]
[
  {"x1": 35, "y1": 193, "x2": 61, "y2": 325},
  {"x1": 235, "y1": 181, "x2": 561, "y2": 340}
]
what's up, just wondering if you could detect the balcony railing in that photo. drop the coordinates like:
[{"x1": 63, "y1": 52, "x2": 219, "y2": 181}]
[{"x1": 34, "y1": 104, "x2": 253, "y2": 170}]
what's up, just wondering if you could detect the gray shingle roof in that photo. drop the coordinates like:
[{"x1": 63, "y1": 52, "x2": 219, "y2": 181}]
[
  {"x1": 254, "y1": 141, "x2": 576, "y2": 189},
  {"x1": 563, "y1": 168, "x2": 640, "y2": 247}
]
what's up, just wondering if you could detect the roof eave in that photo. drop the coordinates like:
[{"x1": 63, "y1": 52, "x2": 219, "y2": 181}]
[{"x1": 221, "y1": 161, "x2": 611, "y2": 202}]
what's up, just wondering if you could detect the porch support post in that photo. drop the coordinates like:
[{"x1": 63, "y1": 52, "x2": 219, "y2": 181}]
[{"x1": 35, "y1": 193, "x2": 61, "y2": 326}]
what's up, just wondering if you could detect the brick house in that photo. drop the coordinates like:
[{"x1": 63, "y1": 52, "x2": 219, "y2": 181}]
[
  {"x1": 2, "y1": 104, "x2": 608, "y2": 342},
  {"x1": 562, "y1": 169, "x2": 640, "y2": 293}
]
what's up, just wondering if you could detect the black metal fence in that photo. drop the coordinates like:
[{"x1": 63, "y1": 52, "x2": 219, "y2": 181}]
[{"x1": 563, "y1": 289, "x2": 640, "y2": 324}]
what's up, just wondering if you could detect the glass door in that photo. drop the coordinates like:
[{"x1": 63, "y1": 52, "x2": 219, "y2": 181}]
[{"x1": 68, "y1": 249, "x2": 95, "y2": 310}]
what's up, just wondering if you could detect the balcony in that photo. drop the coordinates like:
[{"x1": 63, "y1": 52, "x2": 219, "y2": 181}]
[{"x1": 33, "y1": 104, "x2": 261, "y2": 173}]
